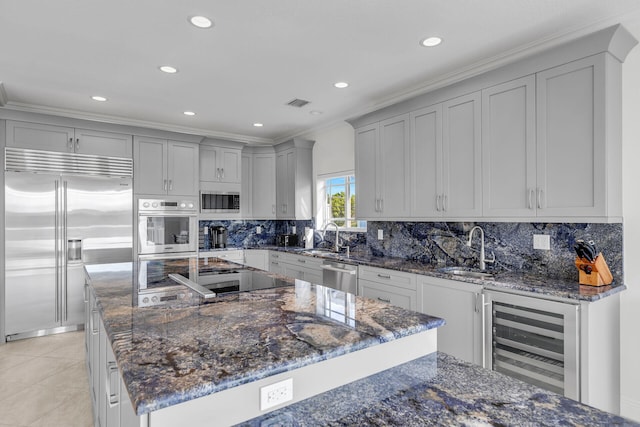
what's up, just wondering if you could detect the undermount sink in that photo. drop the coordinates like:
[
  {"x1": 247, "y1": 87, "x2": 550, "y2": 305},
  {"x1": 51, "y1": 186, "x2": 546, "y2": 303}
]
[{"x1": 438, "y1": 267, "x2": 494, "y2": 279}]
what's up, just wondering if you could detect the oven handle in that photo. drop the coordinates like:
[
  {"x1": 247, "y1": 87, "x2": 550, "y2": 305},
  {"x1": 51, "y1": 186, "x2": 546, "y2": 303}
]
[
  {"x1": 168, "y1": 274, "x2": 217, "y2": 299},
  {"x1": 138, "y1": 253, "x2": 197, "y2": 261}
]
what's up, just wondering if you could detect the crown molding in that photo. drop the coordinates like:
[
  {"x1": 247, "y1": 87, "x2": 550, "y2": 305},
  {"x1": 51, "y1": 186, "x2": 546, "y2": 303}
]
[{"x1": 0, "y1": 101, "x2": 273, "y2": 145}]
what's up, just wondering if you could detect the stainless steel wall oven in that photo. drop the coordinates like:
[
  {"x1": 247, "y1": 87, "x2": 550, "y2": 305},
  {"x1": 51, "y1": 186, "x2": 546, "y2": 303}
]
[{"x1": 137, "y1": 198, "x2": 198, "y2": 255}]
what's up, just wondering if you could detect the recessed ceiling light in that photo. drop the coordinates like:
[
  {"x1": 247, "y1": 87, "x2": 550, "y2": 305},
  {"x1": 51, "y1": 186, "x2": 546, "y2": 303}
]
[
  {"x1": 189, "y1": 15, "x2": 213, "y2": 29},
  {"x1": 334, "y1": 82, "x2": 349, "y2": 89},
  {"x1": 253, "y1": 123, "x2": 264, "y2": 127},
  {"x1": 183, "y1": 111, "x2": 196, "y2": 116},
  {"x1": 159, "y1": 65, "x2": 178, "y2": 74},
  {"x1": 91, "y1": 95, "x2": 107, "y2": 102},
  {"x1": 420, "y1": 37, "x2": 442, "y2": 47},
  {"x1": 309, "y1": 110, "x2": 323, "y2": 115}
]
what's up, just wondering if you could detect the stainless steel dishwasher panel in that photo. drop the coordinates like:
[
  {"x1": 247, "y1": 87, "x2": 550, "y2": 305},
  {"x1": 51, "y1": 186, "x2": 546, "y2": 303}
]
[{"x1": 321, "y1": 261, "x2": 358, "y2": 295}]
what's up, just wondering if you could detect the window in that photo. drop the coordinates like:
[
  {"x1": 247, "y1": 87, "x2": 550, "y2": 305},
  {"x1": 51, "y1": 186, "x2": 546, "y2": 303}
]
[{"x1": 318, "y1": 172, "x2": 366, "y2": 231}]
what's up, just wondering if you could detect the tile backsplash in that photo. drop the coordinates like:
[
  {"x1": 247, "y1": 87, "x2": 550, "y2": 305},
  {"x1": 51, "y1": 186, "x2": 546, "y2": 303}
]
[{"x1": 200, "y1": 219, "x2": 623, "y2": 283}]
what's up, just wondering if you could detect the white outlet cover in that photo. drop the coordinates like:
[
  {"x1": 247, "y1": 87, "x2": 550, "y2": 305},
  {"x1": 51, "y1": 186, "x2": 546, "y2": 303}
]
[
  {"x1": 378, "y1": 229, "x2": 384, "y2": 240},
  {"x1": 256, "y1": 226, "x2": 262, "y2": 234},
  {"x1": 260, "y1": 378, "x2": 293, "y2": 411},
  {"x1": 533, "y1": 234, "x2": 551, "y2": 250}
]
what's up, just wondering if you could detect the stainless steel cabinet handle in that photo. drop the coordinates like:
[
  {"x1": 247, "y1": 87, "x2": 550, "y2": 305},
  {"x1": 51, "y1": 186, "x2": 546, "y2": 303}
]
[
  {"x1": 436, "y1": 195, "x2": 441, "y2": 212},
  {"x1": 377, "y1": 274, "x2": 391, "y2": 279},
  {"x1": 537, "y1": 188, "x2": 543, "y2": 209},
  {"x1": 91, "y1": 309, "x2": 99, "y2": 334},
  {"x1": 107, "y1": 361, "x2": 119, "y2": 407},
  {"x1": 216, "y1": 168, "x2": 220, "y2": 179},
  {"x1": 377, "y1": 297, "x2": 391, "y2": 303},
  {"x1": 271, "y1": 261, "x2": 279, "y2": 266},
  {"x1": 68, "y1": 137, "x2": 73, "y2": 151},
  {"x1": 442, "y1": 194, "x2": 447, "y2": 212},
  {"x1": 380, "y1": 198, "x2": 384, "y2": 212},
  {"x1": 221, "y1": 168, "x2": 225, "y2": 179},
  {"x1": 297, "y1": 259, "x2": 306, "y2": 263},
  {"x1": 168, "y1": 179, "x2": 173, "y2": 191},
  {"x1": 62, "y1": 181, "x2": 68, "y2": 321},
  {"x1": 528, "y1": 188, "x2": 534, "y2": 210},
  {"x1": 272, "y1": 204, "x2": 276, "y2": 214},
  {"x1": 272, "y1": 254, "x2": 279, "y2": 258},
  {"x1": 163, "y1": 179, "x2": 168, "y2": 191},
  {"x1": 75, "y1": 138, "x2": 80, "y2": 151}
]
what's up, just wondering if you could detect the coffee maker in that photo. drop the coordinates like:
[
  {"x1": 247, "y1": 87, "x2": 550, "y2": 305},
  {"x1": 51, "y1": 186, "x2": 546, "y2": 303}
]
[{"x1": 209, "y1": 226, "x2": 228, "y2": 248}]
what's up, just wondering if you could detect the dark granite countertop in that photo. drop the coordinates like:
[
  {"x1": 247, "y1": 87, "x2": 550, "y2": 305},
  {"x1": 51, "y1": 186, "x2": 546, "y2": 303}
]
[
  {"x1": 238, "y1": 352, "x2": 638, "y2": 427},
  {"x1": 215, "y1": 246, "x2": 626, "y2": 302},
  {"x1": 85, "y1": 261, "x2": 444, "y2": 416}
]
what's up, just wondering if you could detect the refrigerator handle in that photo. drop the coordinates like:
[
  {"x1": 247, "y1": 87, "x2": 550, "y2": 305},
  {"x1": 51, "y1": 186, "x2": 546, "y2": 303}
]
[
  {"x1": 54, "y1": 180, "x2": 60, "y2": 322},
  {"x1": 62, "y1": 180, "x2": 68, "y2": 322}
]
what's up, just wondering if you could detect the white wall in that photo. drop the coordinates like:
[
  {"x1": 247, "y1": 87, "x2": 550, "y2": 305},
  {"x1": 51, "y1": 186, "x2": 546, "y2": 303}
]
[
  {"x1": 301, "y1": 122, "x2": 356, "y2": 220},
  {"x1": 620, "y1": 13, "x2": 640, "y2": 422}
]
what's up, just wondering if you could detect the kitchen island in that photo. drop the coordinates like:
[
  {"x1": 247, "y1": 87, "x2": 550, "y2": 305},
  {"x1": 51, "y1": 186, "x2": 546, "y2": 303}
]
[{"x1": 85, "y1": 260, "x2": 443, "y2": 426}]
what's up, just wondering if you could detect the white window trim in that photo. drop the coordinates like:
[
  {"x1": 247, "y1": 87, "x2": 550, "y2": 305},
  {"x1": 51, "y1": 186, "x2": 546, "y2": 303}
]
[{"x1": 316, "y1": 170, "x2": 366, "y2": 232}]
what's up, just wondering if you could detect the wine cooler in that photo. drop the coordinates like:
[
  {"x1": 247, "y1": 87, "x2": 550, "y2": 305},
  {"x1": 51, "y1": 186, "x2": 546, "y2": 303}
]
[{"x1": 483, "y1": 290, "x2": 580, "y2": 400}]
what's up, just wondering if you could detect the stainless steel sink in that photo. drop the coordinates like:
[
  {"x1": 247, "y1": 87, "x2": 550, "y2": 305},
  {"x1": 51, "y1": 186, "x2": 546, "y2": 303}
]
[
  {"x1": 302, "y1": 249, "x2": 337, "y2": 256},
  {"x1": 438, "y1": 267, "x2": 494, "y2": 279}
]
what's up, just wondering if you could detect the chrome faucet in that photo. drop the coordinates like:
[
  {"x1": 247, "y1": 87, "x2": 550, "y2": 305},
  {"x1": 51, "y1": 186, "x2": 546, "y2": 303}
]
[
  {"x1": 467, "y1": 226, "x2": 495, "y2": 270},
  {"x1": 321, "y1": 222, "x2": 340, "y2": 252}
]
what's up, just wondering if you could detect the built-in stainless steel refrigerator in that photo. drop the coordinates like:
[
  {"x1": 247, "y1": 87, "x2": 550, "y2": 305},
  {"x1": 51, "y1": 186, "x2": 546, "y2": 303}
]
[{"x1": 4, "y1": 147, "x2": 133, "y2": 341}]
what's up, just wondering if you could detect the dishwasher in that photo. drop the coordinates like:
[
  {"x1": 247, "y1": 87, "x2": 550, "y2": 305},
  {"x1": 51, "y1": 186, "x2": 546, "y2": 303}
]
[{"x1": 321, "y1": 260, "x2": 358, "y2": 294}]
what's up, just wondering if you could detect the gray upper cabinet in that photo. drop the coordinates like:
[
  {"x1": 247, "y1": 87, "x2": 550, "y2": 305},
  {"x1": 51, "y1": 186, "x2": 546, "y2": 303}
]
[
  {"x1": 442, "y1": 92, "x2": 482, "y2": 218},
  {"x1": 6, "y1": 120, "x2": 132, "y2": 158},
  {"x1": 482, "y1": 75, "x2": 536, "y2": 217},
  {"x1": 352, "y1": 25, "x2": 634, "y2": 223},
  {"x1": 411, "y1": 93, "x2": 482, "y2": 219},
  {"x1": 536, "y1": 54, "x2": 615, "y2": 219},
  {"x1": 200, "y1": 144, "x2": 242, "y2": 184},
  {"x1": 355, "y1": 114, "x2": 411, "y2": 219},
  {"x1": 274, "y1": 139, "x2": 314, "y2": 220},
  {"x1": 242, "y1": 146, "x2": 276, "y2": 219},
  {"x1": 134, "y1": 136, "x2": 198, "y2": 196}
]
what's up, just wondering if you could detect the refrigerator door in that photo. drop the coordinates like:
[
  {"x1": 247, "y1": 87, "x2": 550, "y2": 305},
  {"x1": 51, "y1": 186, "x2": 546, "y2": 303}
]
[
  {"x1": 63, "y1": 175, "x2": 132, "y2": 326},
  {"x1": 5, "y1": 172, "x2": 60, "y2": 335}
]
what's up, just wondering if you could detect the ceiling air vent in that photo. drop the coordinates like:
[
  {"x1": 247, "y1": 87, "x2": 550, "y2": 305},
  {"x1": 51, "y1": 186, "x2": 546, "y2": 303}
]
[{"x1": 286, "y1": 98, "x2": 310, "y2": 108}]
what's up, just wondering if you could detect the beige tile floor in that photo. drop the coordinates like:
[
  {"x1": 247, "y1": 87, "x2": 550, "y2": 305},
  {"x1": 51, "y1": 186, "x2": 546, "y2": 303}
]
[{"x1": 0, "y1": 331, "x2": 92, "y2": 427}]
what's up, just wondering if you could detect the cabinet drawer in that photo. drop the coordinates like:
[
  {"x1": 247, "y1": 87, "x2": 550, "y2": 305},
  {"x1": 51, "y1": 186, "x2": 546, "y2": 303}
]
[
  {"x1": 289, "y1": 254, "x2": 324, "y2": 269},
  {"x1": 358, "y1": 266, "x2": 416, "y2": 290},
  {"x1": 359, "y1": 279, "x2": 417, "y2": 311}
]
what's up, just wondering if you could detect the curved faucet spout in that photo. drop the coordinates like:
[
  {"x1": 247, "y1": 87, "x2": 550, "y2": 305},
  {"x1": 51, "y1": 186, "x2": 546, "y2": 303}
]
[
  {"x1": 321, "y1": 222, "x2": 340, "y2": 252},
  {"x1": 467, "y1": 226, "x2": 495, "y2": 270}
]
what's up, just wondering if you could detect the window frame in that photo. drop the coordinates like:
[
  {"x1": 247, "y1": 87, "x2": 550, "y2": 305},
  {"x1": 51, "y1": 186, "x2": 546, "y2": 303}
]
[{"x1": 317, "y1": 170, "x2": 366, "y2": 232}]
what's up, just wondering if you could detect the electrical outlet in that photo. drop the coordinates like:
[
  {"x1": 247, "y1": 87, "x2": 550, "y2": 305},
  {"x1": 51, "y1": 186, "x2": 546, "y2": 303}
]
[
  {"x1": 256, "y1": 226, "x2": 262, "y2": 234},
  {"x1": 378, "y1": 229, "x2": 384, "y2": 240},
  {"x1": 533, "y1": 234, "x2": 551, "y2": 250},
  {"x1": 260, "y1": 378, "x2": 293, "y2": 410},
  {"x1": 292, "y1": 226, "x2": 297, "y2": 234}
]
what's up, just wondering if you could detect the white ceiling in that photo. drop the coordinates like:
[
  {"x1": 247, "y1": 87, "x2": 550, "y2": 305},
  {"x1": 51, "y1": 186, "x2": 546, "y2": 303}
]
[{"x1": 1, "y1": 1, "x2": 640, "y2": 144}]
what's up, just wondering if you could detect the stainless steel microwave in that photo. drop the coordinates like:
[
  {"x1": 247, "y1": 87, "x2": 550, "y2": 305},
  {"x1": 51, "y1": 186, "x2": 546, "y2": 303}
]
[{"x1": 200, "y1": 191, "x2": 240, "y2": 213}]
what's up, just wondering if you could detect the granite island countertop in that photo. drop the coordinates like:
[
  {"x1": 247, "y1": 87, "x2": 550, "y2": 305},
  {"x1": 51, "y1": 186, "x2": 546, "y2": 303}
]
[
  {"x1": 238, "y1": 352, "x2": 638, "y2": 426},
  {"x1": 85, "y1": 261, "x2": 444, "y2": 417},
  {"x1": 202, "y1": 246, "x2": 626, "y2": 302}
]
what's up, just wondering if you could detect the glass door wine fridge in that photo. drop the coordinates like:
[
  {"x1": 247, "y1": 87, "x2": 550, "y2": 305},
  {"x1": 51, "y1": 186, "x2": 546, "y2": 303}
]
[{"x1": 483, "y1": 290, "x2": 580, "y2": 400}]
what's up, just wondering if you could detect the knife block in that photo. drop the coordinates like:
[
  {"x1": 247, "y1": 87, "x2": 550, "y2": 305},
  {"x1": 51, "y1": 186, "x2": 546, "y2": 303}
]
[{"x1": 574, "y1": 253, "x2": 613, "y2": 286}]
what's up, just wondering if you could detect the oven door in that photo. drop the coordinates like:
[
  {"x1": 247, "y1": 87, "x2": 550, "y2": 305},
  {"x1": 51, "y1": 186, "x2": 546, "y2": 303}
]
[
  {"x1": 138, "y1": 253, "x2": 198, "y2": 292},
  {"x1": 138, "y1": 214, "x2": 197, "y2": 254}
]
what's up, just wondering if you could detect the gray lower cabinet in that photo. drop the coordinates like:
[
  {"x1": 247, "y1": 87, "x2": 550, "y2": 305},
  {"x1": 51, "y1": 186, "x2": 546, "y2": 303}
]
[
  {"x1": 358, "y1": 266, "x2": 418, "y2": 311},
  {"x1": 267, "y1": 251, "x2": 323, "y2": 284},
  {"x1": 243, "y1": 250, "x2": 269, "y2": 271},
  {"x1": 418, "y1": 275, "x2": 483, "y2": 365}
]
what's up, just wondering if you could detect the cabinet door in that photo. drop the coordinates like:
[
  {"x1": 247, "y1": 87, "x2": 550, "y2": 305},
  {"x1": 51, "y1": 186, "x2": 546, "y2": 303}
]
[
  {"x1": 275, "y1": 149, "x2": 295, "y2": 219},
  {"x1": 379, "y1": 114, "x2": 411, "y2": 218},
  {"x1": 252, "y1": 153, "x2": 276, "y2": 219},
  {"x1": 199, "y1": 145, "x2": 220, "y2": 182},
  {"x1": 442, "y1": 92, "x2": 482, "y2": 218},
  {"x1": 241, "y1": 154, "x2": 252, "y2": 218},
  {"x1": 74, "y1": 128, "x2": 132, "y2": 158},
  {"x1": 220, "y1": 148, "x2": 241, "y2": 183},
  {"x1": 354, "y1": 124, "x2": 379, "y2": 219},
  {"x1": 419, "y1": 276, "x2": 483, "y2": 365},
  {"x1": 134, "y1": 136, "x2": 167, "y2": 195},
  {"x1": 482, "y1": 76, "x2": 536, "y2": 217},
  {"x1": 6, "y1": 120, "x2": 75, "y2": 152},
  {"x1": 167, "y1": 141, "x2": 199, "y2": 196},
  {"x1": 411, "y1": 105, "x2": 442, "y2": 218},
  {"x1": 536, "y1": 56, "x2": 605, "y2": 217}
]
